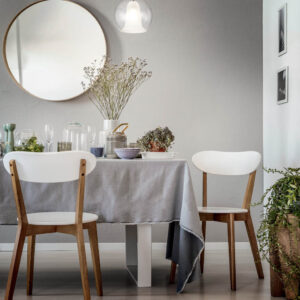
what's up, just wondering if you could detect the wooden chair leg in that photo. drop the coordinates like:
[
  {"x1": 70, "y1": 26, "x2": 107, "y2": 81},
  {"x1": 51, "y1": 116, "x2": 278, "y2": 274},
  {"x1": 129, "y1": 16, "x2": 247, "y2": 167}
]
[
  {"x1": 169, "y1": 261, "x2": 176, "y2": 284},
  {"x1": 76, "y1": 225, "x2": 90, "y2": 300},
  {"x1": 5, "y1": 225, "x2": 26, "y2": 300},
  {"x1": 227, "y1": 214, "x2": 236, "y2": 291},
  {"x1": 27, "y1": 235, "x2": 36, "y2": 295},
  {"x1": 245, "y1": 215, "x2": 264, "y2": 279},
  {"x1": 88, "y1": 222, "x2": 103, "y2": 296},
  {"x1": 200, "y1": 221, "x2": 206, "y2": 273}
]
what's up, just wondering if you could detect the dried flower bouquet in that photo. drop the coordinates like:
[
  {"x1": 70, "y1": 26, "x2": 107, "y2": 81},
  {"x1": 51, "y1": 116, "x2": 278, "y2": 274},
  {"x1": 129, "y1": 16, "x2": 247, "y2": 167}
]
[{"x1": 82, "y1": 57, "x2": 152, "y2": 120}]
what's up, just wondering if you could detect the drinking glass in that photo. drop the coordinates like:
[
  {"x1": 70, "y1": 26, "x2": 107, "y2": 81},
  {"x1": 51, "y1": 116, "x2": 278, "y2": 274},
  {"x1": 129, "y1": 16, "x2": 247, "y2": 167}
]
[
  {"x1": 44, "y1": 124, "x2": 54, "y2": 152},
  {"x1": 86, "y1": 125, "x2": 97, "y2": 148}
]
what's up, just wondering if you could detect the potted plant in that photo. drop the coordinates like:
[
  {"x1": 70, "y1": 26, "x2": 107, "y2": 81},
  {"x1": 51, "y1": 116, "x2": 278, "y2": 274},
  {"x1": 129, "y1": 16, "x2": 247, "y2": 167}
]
[
  {"x1": 82, "y1": 57, "x2": 152, "y2": 131},
  {"x1": 14, "y1": 136, "x2": 44, "y2": 152},
  {"x1": 137, "y1": 127, "x2": 174, "y2": 152},
  {"x1": 256, "y1": 168, "x2": 300, "y2": 300}
]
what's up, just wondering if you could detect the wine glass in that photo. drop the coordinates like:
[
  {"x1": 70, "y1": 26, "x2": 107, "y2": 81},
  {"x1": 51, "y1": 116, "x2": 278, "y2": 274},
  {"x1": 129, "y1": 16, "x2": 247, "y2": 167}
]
[
  {"x1": 44, "y1": 124, "x2": 54, "y2": 152},
  {"x1": 86, "y1": 125, "x2": 96, "y2": 148},
  {"x1": 14, "y1": 130, "x2": 22, "y2": 147}
]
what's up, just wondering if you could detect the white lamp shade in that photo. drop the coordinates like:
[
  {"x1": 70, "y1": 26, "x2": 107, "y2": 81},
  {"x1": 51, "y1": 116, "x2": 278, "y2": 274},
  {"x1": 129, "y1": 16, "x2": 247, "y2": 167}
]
[{"x1": 115, "y1": 0, "x2": 152, "y2": 33}]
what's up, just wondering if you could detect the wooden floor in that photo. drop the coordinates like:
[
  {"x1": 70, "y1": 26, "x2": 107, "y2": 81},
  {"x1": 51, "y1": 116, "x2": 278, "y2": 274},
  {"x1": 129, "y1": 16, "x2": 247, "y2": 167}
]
[{"x1": 0, "y1": 245, "x2": 282, "y2": 300}]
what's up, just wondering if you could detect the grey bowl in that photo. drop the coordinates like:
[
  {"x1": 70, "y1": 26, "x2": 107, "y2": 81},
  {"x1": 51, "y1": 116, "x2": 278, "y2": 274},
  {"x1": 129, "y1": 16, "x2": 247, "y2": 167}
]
[{"x1": 114, "y1": 148, "x2": 140, "y2": 159}]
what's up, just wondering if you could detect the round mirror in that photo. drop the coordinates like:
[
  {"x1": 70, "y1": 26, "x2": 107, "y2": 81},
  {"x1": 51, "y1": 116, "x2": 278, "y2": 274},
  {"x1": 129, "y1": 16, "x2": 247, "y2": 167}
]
[{"x1": 3, "y1": 0, "x2": 107, "y2": 101}]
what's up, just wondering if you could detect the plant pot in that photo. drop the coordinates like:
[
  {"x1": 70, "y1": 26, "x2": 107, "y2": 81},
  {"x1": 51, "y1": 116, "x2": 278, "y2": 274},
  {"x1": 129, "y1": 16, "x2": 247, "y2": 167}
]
[
  {"x1": 270, "y1": 248, "x2": 285, "y2": 297},
  {"x1": 277, "y1": 214, "x2": 300, "y2": 299},
  {"x1": 150, "y1": 141, "x2": 166, "y2": 152}
]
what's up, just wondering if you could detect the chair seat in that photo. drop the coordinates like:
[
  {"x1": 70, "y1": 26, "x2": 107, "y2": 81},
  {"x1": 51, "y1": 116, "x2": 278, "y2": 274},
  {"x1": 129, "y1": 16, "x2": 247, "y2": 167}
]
[
  {"x1": 26, "y1": 212, "x2": 98, "y2": 225},
  {"x1": 198, "y1": 206, "x2": 248, "y2": 214}
]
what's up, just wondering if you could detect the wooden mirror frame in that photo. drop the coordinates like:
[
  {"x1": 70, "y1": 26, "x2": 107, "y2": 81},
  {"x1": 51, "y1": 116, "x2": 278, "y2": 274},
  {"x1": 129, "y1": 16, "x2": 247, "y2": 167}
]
[{"x1": 2, "y1": 0, "x2": 107, "y2": 101}]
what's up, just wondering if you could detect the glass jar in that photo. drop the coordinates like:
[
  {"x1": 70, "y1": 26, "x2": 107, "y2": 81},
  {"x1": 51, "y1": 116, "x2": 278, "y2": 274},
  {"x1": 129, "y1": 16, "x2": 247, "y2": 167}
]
[
  {"x1": 20, "y1": 129, "x2": 35, "y2": 143},
  {"x1": 15, "y1": 129, "x2": 37, "y2": 147},
  {"x1": 14, "y1": 129, "x2": 44, "y2": 152},
  {"x1": 64, "y1": 122, "x2": 89, "y2": 151}
]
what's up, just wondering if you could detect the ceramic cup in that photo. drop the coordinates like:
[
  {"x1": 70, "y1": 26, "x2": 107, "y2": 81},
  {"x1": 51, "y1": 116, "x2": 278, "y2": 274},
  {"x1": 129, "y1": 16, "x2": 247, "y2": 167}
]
[{"x1": 90, "y1": 147, "x2": 104, "y2": 157}]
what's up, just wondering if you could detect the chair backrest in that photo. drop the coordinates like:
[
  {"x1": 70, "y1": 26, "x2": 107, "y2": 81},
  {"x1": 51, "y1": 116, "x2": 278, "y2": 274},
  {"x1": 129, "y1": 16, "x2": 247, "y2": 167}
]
[
  {"x1": 3, "y1": 151, "x2": 96, "y2": 183},
  {"x1": 192, "y1": 151, "x2": 261, "y2": 210},
  {"x1": 192, "y1": 151, "x2": 261, "y2": 176}
]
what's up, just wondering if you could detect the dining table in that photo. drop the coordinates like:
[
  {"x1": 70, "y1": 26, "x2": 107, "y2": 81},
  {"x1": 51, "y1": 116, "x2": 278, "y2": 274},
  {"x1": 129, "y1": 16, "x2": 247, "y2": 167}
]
[{"x1": 0, "y1": 157, "x2": 204, "y2": 293}]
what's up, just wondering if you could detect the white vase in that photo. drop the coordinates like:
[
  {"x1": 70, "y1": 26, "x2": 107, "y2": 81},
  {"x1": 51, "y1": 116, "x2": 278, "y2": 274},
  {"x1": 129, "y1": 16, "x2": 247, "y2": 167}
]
[
  {"x1": 100, "y1": 119, "x2": 120, "y2": 156},
  {"x1": 103, "y1": 119, "x2": 119, "y2": 131}
]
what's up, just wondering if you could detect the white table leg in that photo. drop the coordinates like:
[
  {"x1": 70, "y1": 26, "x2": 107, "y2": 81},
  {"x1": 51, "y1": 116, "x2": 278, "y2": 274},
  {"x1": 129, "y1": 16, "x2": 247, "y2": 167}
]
[{"x1": 125, "y1": 224, "x2": 152, "y2": 287}]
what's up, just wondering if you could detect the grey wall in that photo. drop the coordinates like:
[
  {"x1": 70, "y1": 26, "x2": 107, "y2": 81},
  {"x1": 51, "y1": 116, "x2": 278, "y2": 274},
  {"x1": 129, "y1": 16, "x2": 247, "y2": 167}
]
[{"x1": 0, "y1": 0, "x2": 262, "y2": 243}]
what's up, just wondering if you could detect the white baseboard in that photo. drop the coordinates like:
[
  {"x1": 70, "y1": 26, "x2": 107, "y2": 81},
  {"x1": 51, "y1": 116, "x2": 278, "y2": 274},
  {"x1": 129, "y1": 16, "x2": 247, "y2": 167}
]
[{"x1": 0, "y1": 242, "x2": 250, "y2": 252}]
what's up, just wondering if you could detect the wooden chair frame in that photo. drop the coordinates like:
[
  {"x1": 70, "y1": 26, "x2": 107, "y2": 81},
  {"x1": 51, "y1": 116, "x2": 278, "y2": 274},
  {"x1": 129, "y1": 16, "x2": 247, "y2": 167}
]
[
  {"x1": 170, "y1": 171, "x2": 264, "y2": 290},
  {"x1": 5, "y1": 159, "x2": 103, "y2": 300}
]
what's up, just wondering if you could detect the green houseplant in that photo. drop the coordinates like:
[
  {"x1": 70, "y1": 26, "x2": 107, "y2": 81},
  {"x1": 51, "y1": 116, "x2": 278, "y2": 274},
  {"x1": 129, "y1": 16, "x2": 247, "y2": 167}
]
[
  {"x1": 256, "y1": 168, "x2": 300, "y2": 299},
  {"x1": 14, "y1": 136, "x2": 44, "y2": 152},
  {"x1": 137, "y1": 127, "x2": 174, "y2": 152}
]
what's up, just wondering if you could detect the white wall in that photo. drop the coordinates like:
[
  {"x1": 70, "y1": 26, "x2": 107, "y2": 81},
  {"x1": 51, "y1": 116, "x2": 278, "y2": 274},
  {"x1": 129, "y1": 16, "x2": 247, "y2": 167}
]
[
  {"x1": 263, "y1": 0, "x2": 300, "y2": 189},
  {"x1": 0, "y1": 0, "x2": 262, "y2": 243}
]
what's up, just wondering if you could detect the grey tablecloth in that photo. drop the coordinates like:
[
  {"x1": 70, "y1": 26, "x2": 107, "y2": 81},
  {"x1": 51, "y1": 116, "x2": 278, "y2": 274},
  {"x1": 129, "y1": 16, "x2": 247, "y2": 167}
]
[{"x1": 0, "y1": 158, "x2": 204, "y2": 293}]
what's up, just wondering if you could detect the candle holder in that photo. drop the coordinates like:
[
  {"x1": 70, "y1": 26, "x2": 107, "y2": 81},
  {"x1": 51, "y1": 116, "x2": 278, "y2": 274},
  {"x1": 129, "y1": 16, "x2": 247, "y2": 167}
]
[
  {"x1": 57, "y1": 142, "x2": 72, "y2": 152},
  {"x1": 3, "y1": 123, "x2": 16, "y2": 154}
]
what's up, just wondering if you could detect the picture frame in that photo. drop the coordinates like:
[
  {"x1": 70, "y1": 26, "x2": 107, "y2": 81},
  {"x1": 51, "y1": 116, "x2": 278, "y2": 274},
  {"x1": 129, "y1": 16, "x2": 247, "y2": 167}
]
[
  {"x1": 278, "y1": 3, "x2": 287, "y2": 56},
  {"x1": 277, "y1": 66, "x2": 288, "y2": 105}
]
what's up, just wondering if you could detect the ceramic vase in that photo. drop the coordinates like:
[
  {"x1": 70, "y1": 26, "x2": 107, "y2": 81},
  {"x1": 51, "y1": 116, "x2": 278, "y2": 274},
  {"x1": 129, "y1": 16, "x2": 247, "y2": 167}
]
[
  {"x1": 3, "y1": 123, "x2": 16, "y2": 154},
  {"x1": 103, "y1": 120, "x2": 120, "y2": 132},
  {"x1": 100, "y1": 120, "x2": 120, "y2": 157}
]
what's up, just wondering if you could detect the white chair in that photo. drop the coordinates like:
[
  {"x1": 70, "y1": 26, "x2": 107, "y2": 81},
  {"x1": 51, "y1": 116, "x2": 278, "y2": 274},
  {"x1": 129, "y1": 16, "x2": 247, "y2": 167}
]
[
  {"x1": 170, "y1": 151, "x2": 264, "y2": 290},
  {"x1": 3, "y1": 151, "x2": 102, "y2": 300}
]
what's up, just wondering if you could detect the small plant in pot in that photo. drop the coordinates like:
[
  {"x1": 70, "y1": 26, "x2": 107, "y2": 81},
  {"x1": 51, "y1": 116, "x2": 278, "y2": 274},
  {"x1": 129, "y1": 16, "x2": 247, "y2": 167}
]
[
  {"x1": 137, "y1": 127, "x2": 174, "y2": 152},
  {"x1": 14, "y1": 136, "x2": 44, "y2": 152},
  {"x1": 256, "y1": 168, "x2": 300, "y2": 299}
]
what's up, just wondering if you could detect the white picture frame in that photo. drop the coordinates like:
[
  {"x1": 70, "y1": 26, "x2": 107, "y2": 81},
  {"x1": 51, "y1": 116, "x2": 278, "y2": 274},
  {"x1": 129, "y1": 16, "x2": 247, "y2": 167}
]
[
  {"x1": 277, "y1": 66, "x2": 288, "y2": 105},
  {"x1": 278, "y1": 3, "x2": 287, "y2": 56}
]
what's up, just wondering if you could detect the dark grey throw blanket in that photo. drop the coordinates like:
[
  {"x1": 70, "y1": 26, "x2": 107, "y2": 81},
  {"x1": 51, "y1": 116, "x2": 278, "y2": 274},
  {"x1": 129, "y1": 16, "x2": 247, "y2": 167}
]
[{"x1": 0, "y1": 158, "x2": 204, "y2": 292}]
